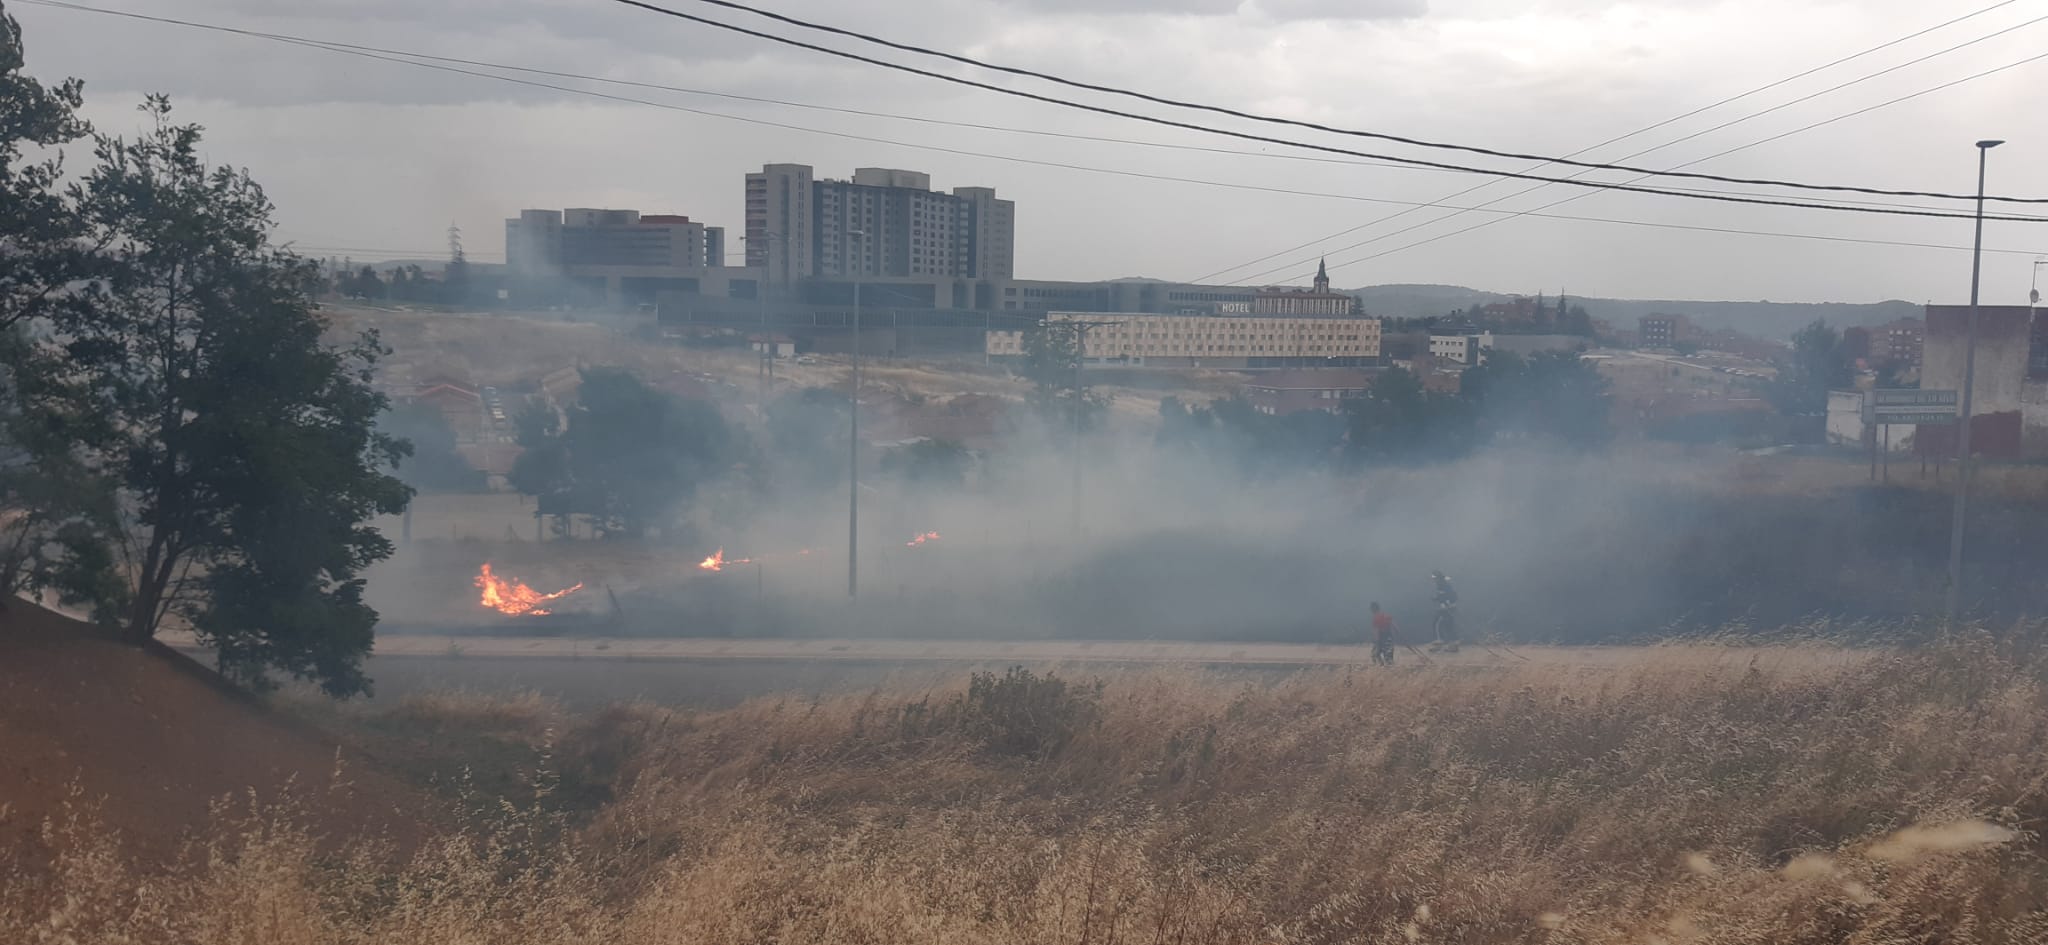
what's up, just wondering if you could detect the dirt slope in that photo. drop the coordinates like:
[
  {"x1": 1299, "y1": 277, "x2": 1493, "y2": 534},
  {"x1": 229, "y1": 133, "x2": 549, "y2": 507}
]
[{"x1": 0, "y1": 603, "x2": 426, "y2": 871}]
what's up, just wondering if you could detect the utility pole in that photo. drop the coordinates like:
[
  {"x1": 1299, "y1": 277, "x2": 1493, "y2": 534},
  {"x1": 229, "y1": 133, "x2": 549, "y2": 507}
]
[
  {"x1": 1052, "y1": 318, "x2": 1119, "y2": 537},
  {"x1": 848, "y1": 230, "x2": 866, "y2": 599},
  {"x1": 1946, "y1": 138, "x2": 2003, "y2": 628},
  {"x1": 743, "y1": 232, "x2": 782, "y2": 408}
]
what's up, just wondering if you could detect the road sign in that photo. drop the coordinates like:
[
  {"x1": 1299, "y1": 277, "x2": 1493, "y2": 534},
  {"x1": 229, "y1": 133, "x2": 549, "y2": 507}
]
[{"x1": 1867, "y1": 388, "x2": 1958, "y2": 425}]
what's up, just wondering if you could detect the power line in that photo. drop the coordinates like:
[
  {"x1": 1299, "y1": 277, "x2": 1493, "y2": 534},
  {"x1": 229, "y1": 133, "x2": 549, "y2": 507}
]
[
  {"x1": 15, "y1": 0, "x2": 1445, "y2": 178},
  {"x1": 33, "y1": 0, "x2": 2007, "y2": 222},
  {"x1": 40, "y1": 0, "x2": 2026, "y2": 221},
  {"x1": 35, "y1": 1, "x2": 2048, "y2": 263},
  {"x1": 1194, "y1": 0, "x2": 2036, "y2": 284},
  {"x1": 625, "y1": 0, "x2": 2048, "y2": 207},
  {"x1": 1306, "y1": 46, "x2": 2048, "y2": 282}
]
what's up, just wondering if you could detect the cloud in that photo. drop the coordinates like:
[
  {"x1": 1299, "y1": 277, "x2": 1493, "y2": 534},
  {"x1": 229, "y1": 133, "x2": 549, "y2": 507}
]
[
  {"x1": 985, "y1": 0, "x2": 1240, "y2": 14},
  {"x1": 19, "y1": 0, "x2": 2048, "y2": 303},
  {"x1": 1245, "y1": 0, "x2": 1429, "y2": 20}
]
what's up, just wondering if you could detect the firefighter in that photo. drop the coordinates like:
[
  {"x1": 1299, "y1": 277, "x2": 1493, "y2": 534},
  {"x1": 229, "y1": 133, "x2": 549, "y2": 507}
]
[
  {"x1": 1429, "y1": 570, "x2": 1460, "y2": 653},
  {"x1": 1369, "y1": 601, "x2": 1397, "y2": 666}
]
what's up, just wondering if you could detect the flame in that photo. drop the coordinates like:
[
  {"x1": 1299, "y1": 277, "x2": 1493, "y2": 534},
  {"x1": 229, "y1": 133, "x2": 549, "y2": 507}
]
[
  {"x1": 906, "y1": 531, "x2": 941, "y2": 547},
  {"x1": 475, "y1": 563, "x2": 583, "y2": 616},
  {"x1": 699, "y1": 547, "x2": 766, "y2": 573}
]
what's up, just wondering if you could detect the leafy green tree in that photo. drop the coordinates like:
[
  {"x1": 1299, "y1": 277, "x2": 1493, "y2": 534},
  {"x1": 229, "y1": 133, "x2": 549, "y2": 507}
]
[
  {"x1": 512, "y1": 398, "x2": 560, "y2": 447},
  {"x1": 0, "y1": 4, "x2": 90, "y2": 334},
  {"x1": 54, "y1": 98, "x2": 410, "y2": 695},
  {"x1": 881, "y1": 438, "x2": 972, "y2": 486},
  {"x1": 1347, "y1": 367, "x2": 1473, "y2": 462},
  {"x1": 378, "y1": 403, "x2": 485, "y2": 493},
  {"x1": 1021, "y1": 321, "x2": 1108, "y2": 434},
  {"x1": 0, "y1": 9, "x2": 121, "y2": 607},
  {"x1": 1768, "y1": 319, "x2": 1853, "y2": 418},
  {"x1": 1462, "y1": 349, "x2": 1613, "y2": 448},
  {"x1": 350, "y1": 265, "x2": 385, "y2": 300},
  {"x1": 510, "y1": 368, "x2": 737, "y2": 537},
  {"x1": 1560, "y1": 304, "x2": 1595, "y2": 337}
]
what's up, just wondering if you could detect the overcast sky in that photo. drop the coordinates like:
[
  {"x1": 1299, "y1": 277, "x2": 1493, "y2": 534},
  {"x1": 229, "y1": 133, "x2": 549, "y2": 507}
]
[{"x1": 14, "y1": 0, "x2": 2048, "y2": 303}]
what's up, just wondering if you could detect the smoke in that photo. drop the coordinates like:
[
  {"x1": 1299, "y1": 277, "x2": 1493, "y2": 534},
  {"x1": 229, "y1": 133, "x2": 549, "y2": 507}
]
[{"x1": 362, "y1": 381, "x2": 2048, "y2": 645}]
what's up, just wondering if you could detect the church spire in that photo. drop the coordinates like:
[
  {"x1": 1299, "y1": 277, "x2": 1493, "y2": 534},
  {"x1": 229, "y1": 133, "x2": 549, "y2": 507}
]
[{"x1": 1314, "y1": 257, "x2": 1330, "y2": 294}]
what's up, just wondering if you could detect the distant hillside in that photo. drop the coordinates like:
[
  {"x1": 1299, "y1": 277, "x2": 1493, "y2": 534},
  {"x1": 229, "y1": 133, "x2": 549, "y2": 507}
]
[{"x1": 1346, "y1": 284, "x2": 1919, "y2": 341}]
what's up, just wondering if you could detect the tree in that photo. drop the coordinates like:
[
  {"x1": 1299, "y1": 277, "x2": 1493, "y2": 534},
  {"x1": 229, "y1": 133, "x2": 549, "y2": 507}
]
[
  {"x1": 1561, "y1": 304, "x2": 1594, "y2": 337},
  {"x1": 510, "y1": 368, "x2": 738, "y2": 538},
  {"x1": 1461, "y1": 349, "x2": 1613, "y2": 448},
  {"x1": 351, "y1": 265, "x2": 385, "y2": 300},
  {"x1": 54, "y1": 98, "x2": 410, "y2": 695},
  {"x1": 378, "y1": 403, "x2": 485, "y2": 493},
  {"x1": 881, "y1": 438, "x2": 972, "y2": 486},
  {"x1": 1020, "y1": 321, "x2": 1108, "y2": 434},
  {"x1": 0, "y1": 8, "x2": 121, "y2": 608},
  {"x1": 512, "y1": 398, "x2": 560, "y2": 447},
  {"x1": 1768, "y1": 319, "x2": 1853, "y2": 418},
  {"x1": 1347, "y1": 367, "x2": 1473, "y2": 462}
]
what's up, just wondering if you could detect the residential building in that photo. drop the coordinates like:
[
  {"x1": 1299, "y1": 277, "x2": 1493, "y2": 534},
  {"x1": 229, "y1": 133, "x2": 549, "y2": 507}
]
[
  {"x1": 1881, "y1": 316, "x2": 1924, "y2": 367},
  {"x1": 1920, "y1": 304, "x2": 2033, "y2": 458},
  {"x1": 746, "y1": 163, "x2": 1015, "y2": 286},
  {"x1": 1245, "y1": 369, "x2": 1376, "y2": 415},
  {"x1": 1638, "y1": 313, "x2": 1694, "y2": 348},
  {"x1": 1429, "y1": 330, "x2": 1493, "y2": 365},
  {"x1": 986, "y1": 310, "x2": 1381, "y2": 367},
  {"x1": 744, "y1": 163, "x2": 815, "y2": 284}
]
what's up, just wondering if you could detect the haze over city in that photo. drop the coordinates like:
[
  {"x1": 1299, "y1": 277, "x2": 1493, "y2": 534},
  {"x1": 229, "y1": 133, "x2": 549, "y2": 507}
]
[
  {"x1": 17, "y1": 0, "x2": 2048, "y2": 302},
  {"x1": 11, "y1": 2, "x2": 2048, "y2": 943}
]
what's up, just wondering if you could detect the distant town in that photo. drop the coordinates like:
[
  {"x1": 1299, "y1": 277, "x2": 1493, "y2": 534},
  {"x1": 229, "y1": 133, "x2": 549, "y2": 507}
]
[{"x1": 304, "y1": 160, "x2": 2048, "y2": 465}]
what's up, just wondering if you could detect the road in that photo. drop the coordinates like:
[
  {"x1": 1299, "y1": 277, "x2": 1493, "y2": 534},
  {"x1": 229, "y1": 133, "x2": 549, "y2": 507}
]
[{"x1": 338, "y1": 634, "x2": 1863, "y2": 670}]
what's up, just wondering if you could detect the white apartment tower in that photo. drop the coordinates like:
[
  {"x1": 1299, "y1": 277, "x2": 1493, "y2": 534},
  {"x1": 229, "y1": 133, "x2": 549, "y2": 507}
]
[
  {"x1": 745, "y1": 163, "x2": 815, "y2": 285},
  {"x1": 747, "y1": 164, "x2": 1015, "y2": 285}
]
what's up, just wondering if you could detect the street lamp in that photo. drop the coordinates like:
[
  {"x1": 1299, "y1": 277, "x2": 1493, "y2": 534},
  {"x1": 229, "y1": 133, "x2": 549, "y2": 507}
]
[
  {"x1": 1946, "y1": 138, "x2": 2004, "y2": 627},
  {"x1": 847, "y1": 229, "x2": 866, "y2": 600}
]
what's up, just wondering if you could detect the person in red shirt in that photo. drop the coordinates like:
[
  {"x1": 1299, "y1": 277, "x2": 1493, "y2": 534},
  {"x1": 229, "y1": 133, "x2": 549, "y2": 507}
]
[{"x1": 1369, "y1": 601, "x2": 1397, "y2": 666}]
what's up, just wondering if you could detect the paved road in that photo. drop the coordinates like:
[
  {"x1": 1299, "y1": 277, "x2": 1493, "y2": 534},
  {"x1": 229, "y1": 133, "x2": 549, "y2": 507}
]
[{"x1": 300, "y1": 634, "x2": 1864, "y2": 670}]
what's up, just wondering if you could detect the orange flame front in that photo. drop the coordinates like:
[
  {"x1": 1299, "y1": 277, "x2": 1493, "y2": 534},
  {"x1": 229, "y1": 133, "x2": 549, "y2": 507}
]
[
  {"x1": 475, "y1": 563, "x2": 583, "y2": 616},
  {"x1": 698, "y1": 547, "x2": 811, "y2": 573},
  {"x1": 906, "y1": 531, "x2": 941, "y2": 547}
]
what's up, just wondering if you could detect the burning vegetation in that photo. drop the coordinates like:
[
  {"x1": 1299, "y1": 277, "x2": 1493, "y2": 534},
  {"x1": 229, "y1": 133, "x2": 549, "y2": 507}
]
[{"x1": 475, "y1": 563, "x2": 584, "y2": 616}]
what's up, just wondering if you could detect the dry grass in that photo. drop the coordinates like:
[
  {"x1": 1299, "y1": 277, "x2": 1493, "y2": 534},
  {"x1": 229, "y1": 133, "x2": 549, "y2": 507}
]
[{"x1": 7, "y1": 633, "x2": 2048, "y2": 944}]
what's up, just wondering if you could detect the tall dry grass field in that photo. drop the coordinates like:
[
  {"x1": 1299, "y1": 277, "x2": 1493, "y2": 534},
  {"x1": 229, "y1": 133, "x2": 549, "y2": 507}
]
[{"x1": 6, "y1": 638, "x2": 2047, "y2": 944}]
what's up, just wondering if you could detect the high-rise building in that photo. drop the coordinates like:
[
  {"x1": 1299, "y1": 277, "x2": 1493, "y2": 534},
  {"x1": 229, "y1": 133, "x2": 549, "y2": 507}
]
[
  {"x1": 747, "y1": 164, "x2": 1015, "y2": 285},
  {"x1": 505, "y1": 208, "x2": 723, "y2": 272},
  {"x1": 745, "y1": 163, "x2": 815, "y2": 285}
]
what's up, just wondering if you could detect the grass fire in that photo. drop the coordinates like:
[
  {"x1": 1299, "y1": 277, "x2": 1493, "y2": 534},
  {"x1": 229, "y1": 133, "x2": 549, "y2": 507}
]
[{"x1": 474, "y1": 563, "x2": 583, "y2": 616}]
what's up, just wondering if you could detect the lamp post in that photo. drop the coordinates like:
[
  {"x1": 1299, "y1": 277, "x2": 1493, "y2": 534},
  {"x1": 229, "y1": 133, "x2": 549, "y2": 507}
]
[
  {"x1": 848, "y1": 229, "x2": 866, "y2": 599},
  {"x1": 1945, "y1": 138, "x2": 2003, "y2": 627}
]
